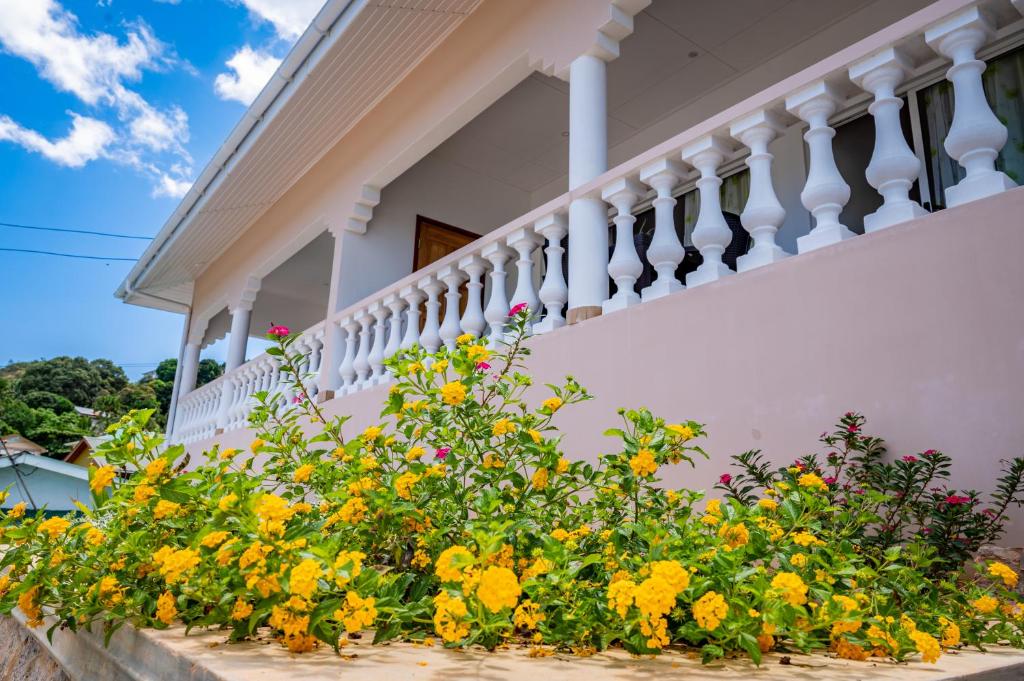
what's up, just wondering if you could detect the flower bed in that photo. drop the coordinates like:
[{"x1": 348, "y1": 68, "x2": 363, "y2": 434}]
[{"x1": 1, "y1": 308, "x2": 1023, "y2": 669}]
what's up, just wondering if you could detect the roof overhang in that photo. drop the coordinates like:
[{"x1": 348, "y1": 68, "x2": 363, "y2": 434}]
[
  {"x1": 0, "y1": 453, "x2": 89, "y2": 481},
  {"x1": 116, "y1": 0, "x2": 483, "y2": 313}
]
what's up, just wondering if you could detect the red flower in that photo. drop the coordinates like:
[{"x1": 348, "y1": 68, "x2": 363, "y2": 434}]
[
  {"x1": 922, "y1": 449, "x2": 937, "y2": 457},
  {"x1": 944, "y1": 495, "x2": 970, "y2": 505},
  {"x1": 508, "y1": 302, "x2": 528, "y2": 316},
  {"x1": 268, "y1": 324, "x2": 290, "y2": 337},
  {"x1": 435, "y1": 447, "x2": 450, "y2": 459},
  {"x1": 719, "y1": 473, "x2": 732, "y2": 484},
  {"x1": 475, "y1": 361, "x2": 491, "y2": 371},
  {"x1": 823, "y1": 476, "x2": 837, "y2": 485},
  {"x1": 902, "y1": 455, "x2": 918, "y2": 463},
  {"x1": 846, "y1": 424, "x2": 859, "y2": 433}
]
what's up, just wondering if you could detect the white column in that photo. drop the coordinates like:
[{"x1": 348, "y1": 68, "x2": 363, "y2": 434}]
[
  {"x1": 353, "y1": 312, "x2": 373, "y2": 387},
  {"x1": 383, "y1": 294, "x2": 406, "y2": 362},
  {"x1": 639, "y1": 159, "x2": 685, "y2": 301},
  {"x1": 419, "y1": 276, "x2": 444, "y2": 354},
  {"x1": 438, "y1": 266, "x2": 466, "y2": 350},
  {"x1": 602, "y1": 178, "x2": 644, "y2": 313},
  {"x1": 567, "y1": 53, "x2": 609, "y2": 323},
  {"x1": 399, "y1": 285, "x2": 425, "y2": 350},
  {"x1": 459, "y1": 255, "x2": 488, "y2": 339},
  {"x1": 225, "y1": 305, "x2": 252, "y2": 372},
  {"x1": 482, "y1": 243, "x2": 513, "y2": 345},
  {"x1": 786, "y1": 82, "x2": 854, "y2": 254},
  {"x1": 179, "y1": 341, "x2": 201, "y2": 396},
  {"x1": 849, "y1": 48, "x2": 927, "y2": 232},
  {"x1": 683, "y1": 135, "x2": 734, "y2": 288},
  {"x1": 338, "y1": 317, "x2": 359, "y2": 393},
  {"x1": 926, "y1": 8, "x2": 1016, "y2": 207},
  {"x1": 533, "y1": 214, "x2": 569, "y2": 334},
  {"x1": 507, "y1": 228, "x2": 542, "y2": 330},
  {"x1": 730, "y1": 110, "x2": 790, "y2": 271},
  {"x1": 368, "y1": 303, "x2": 388, "y2": 383}
]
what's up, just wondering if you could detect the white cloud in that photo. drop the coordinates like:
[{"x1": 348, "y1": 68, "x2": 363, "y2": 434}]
[
  {"x1": 236, "y1": 0, "x2": 324, "y2": 40},
  {"x1": 152, "y1": 171, "x2": 192, "y2": 198},
  {"x1": 214, "y1": 46, "x2": 281, "y2": 105},
  {"x1": 0, "y1": 0, "x2": 192, "y2": 197},
  {"x1": 0, "y1": 113, "x2": 114, "y2": 168}
]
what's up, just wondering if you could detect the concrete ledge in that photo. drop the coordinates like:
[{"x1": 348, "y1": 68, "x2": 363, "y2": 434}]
[{"x1": 9, "y1": 610, "x2": 1024, "y2": 681}]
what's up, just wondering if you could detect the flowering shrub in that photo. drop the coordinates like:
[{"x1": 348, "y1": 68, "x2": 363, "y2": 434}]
[{"x1": 1, "y1": 307, "x2": 1023, "y2": 666}]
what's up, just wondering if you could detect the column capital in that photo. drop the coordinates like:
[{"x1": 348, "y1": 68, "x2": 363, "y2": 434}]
[
  {"x1": 785, "y1": 81, "x2": 843, "y2": 123},
  {"x1": 228, "y1": 275, "x2": 261, "y2": 313},
  {"x1": 640, "y1": 158, "x2": 687, "y2": 188},
  {"x1": 730, "y1": 109, "x2": 787, "y2": 146},
  {"x1": 681, "y1": 134, "x2": 734, "y2": 167},
  {"x1": 849, "y1": 47, "x2": 913, "y2": 94},
  {"x1": 925, "y1": 6, "x2": 995, "y2": 58}
]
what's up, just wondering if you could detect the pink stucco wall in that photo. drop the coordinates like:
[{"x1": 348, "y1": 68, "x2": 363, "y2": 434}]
[{"x1": 196, "y1": 186, "x2": 1024, "y2": 542}]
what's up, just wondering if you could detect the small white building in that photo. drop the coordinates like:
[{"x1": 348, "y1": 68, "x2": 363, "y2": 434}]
[{"x1": 0, "y1": 438, "x2": 91, "y2": 514}]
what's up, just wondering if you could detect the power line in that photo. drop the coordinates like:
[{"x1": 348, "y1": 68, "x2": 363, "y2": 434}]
[
  {"x1": 0, "y1": 220, "x2": 152, "y2": 240},
  {"x1": 0, "y1": 247, "x2": 137, "y2": 262}
]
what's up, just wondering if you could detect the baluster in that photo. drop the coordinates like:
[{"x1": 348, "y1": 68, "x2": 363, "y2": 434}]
[
  {"x1": 399, "y1": 285, "x2": 425, "y2": 350},
  {"x1": 438, "y1": 265, "x2": 467, "y2": 350},
  {"x1": 507, "y1": 228, "x2": 542, "y2": 329},
  {"x1": 368, "y1": 303, "x2": 388, "y2": 383},
  {"x1": 306, "y1": 330, "x2": 324, "y2": 399},
  {"x1": 353, "y1": 311, "x2": 373, "y2": 387},
  {"x1": 383, "y1": 295, "x2": 406, "y2": 378},
  {"x1": 482, "y1": 243, "x2": 513, "y2": 345},
  {"x1": 730, "y1": 110, "x2": 791, "y2": 271},
  {"x1": 786, "y1": 82, "x2": 854, "y2": 254},
  {"x1": 419, "y1": 276, "x2": 444, "y2": 354},
  {"x1": 682, "y1": 135, "x2": 735, "y2": 287},
  {"x1": 338, "y1": 318, "x2": 358, "y2": 394},
  {"x1": 602, "y1": 178, "x2": 645, "y2": 313},
  {"x1": 459, "y1": 255, "x2": 487, "y2": 339},
  {"x1": 925, "y1": 7, "x2": 1016, "y2": 206},
  {"x1": 849, "y1": 49, "x2": 927, "y2": 232},
  {"x1": 533, "y1": 214, "x2": 569, "y2": 334},
  {"x1": 639, "y1": 160, "x2": 686, "y2": 300}
]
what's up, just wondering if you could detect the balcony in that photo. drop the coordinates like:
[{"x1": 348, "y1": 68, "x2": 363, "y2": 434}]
[{"x1": 171, "y1": 0, "x2": 1024, "y2": 492}]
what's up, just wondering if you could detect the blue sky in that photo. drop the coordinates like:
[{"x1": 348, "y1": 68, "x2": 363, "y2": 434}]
[{"x1": 0, "y1": 0, "x2": 323, "y2": 379}]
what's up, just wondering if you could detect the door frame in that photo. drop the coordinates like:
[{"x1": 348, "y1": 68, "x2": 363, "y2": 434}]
[{"x1": 412, "y1": 215, "x2": 481, "y2": 271}]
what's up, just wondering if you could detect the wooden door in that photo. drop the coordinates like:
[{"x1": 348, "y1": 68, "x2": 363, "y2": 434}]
[{"x1": 413, "y1": 216, "x2": 480, "y2": 319}]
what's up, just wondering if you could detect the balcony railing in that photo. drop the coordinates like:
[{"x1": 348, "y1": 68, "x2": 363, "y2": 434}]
[{"x1": 171, "y1": 0, "x2": 1021, "y2": 445}]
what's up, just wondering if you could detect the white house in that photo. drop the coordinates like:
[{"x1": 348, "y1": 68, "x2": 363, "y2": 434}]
[
  {"x1": 0, "y1": 451, "x2": 90, "y2": 514},
  {"x1": 115, "y1": 0, "x2": 1024, "y2": 532}
]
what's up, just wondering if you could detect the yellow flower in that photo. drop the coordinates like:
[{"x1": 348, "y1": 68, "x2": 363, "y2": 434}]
[
  {"x1": 333, "y1": 550, "x2": 365, "y2": 587},
  {"x1": 253, "y1": 493, "x2": 298, "y2": 535},
  {"x1": 250, "y1": 438, "x2": 265, "y2": 453},
  {"x1": 531, "y1": 468, "x2": 549, "y2": 490},
  {"x1": 335, "y1": 591, "x2": 377, "y2": 633},
  {"x1": 338, "y1": 497, "x2": 368, "y2": 524},
  {"x1": 456, "y1": 333, "x2": 474, "y2": 345},
  {"x1": 8, "y1": 502, "x2": 25, "y2": 518},
  {"x1": 37, "y1": 516, "x2": 70, "y2": 540},
  {"x1": 758, "y1": 498, "x2": 778, "y2": 511},
  {"x1": 440, "y1": 381, "x2": 467, "y2": 405},
  {"x1": 910, "y1": 629, "x2": 941, "y2": 663},
  {"x1": 939, "y1": 617, "x2": 960, "y2": 647},
  {"x1": 492, "y1": 419, "x2": 517, "y2": 437},
  {"x1": 154, "y1": 546, "x2": 200, "y2": 584},
  {"x1": 988, "y1": 561, "x2": 1019, "y2": 588},
  {"x1": 431, "y1": 359, "x2": 449, "y2": 373},
  {"x1": 362, "y1": 425, "x2": 382, "y2": 440},
  {"x1": 145, "y1": 458, "x2": 168, "y2": 480},
  {"x1": 289, "y1": 559, "x2": 322, "y2": 599},
  {"x1": 513, "y1": 600, "x2": 545, "y2": 630},
  {"x1": 792, "y1": 531, "x2": 824, "y2": 547},
  {"x1": 718, "y1": 522, "x2": 750, "y2": 550},
  {"x1": 607, "y1": 579, "x2": 637, "y2": 618},
  {"x1": 771, "y1": 572, "x2": 808, "y2": 606},
  {"x1": 85, "y1": 527, "x2": 105, "y2": 546},
  {"x1": 629, "y1": 448, "x2": 657, "y2": 477},
  {"x1": 292, "y1": 464, "x2": 314, "y2": 484},
  {"x1": 90, "y1": 465, "x2": 116, "y2": 493},
  {"x1": 556, "y1": 458, "x2": 570, "y2": 474},
  {"x1": 798, "y1": 473, "x2": 827, "y2": 491},
  {"x1": 665, "y1": 423, "x2": 694, "y2": 440},
  {"x1": 482, "y1": 453, "x2": 504, "y2": 469},
  {"x1": 153, "y1": 499, "x2": 180, "y2": 520},
  {"x1": 692, "y1": 591, "x2": 728, "y2": 631},
  {"x1": 231, "y1": 598, "x2": 253, "y2": 621},
  {"x1": 435, "y1": 546, "x2": 474, "y2": 583},
  {"x1": 972, "y1": 595, "x2": 999, "y2": 614},
  {"x1": 218, "y1": 493, "x2": 238, "y2": 511},
  {"x1": 156, "y1": 591, "x2": 177, "y2": 625},
  {"x1": 18, "y1": 585, "x2": 43, "y2": 627},
  {"x1": 466, "y1": 344, "x2": 490, "y2": 362},
  {"x1": 834, "y1": 638, "x2": 869, "y2": 661},
  {"x1": 542, "y1": 397, "x2": 563, "y2": 412},
  {"x1": 477, "y1": 566, "x2": 521, "y2": 612},
  {"x1": 650, "y1": 561, "x2": 690, "y2": 593},
  {"x1": 407, "y1": 362, "x2": 423, "y2": 375},
  {"x1": 705, "y1": 498, "x2": 722, "y2": 515},
  {"x1": 405, "y1": 446, "x2": 425, "y2": 461},
  {"x1": 791, "y1": 553, "x2": 807, "y2": 568},
  {"x1": 528, "y1": 429, "x2": 542, "y2": 444},
  {"x1": 200, "y1": 531, "x2": 230, "y2": 548},
  {"x1": 395, "y1": 472, "x2": 420, "y2": 500},
  {"x1": 433, "y1": 591, "x2": 469, "y2": 643},
  {"x1": 218, "y1": 447, "x2": 238, "y2": 460},
  {"x1": 134, "y1": 484, "x2": 156, "y2": 503}
]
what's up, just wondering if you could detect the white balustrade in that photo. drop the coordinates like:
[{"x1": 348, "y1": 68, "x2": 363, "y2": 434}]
[
  {"x1": 368, "y1": 303, "x2": 388, "y2": 383},
  {"x1": 925, "y1": 7, "x2": 1016, "y2": 206},
  {"x1": 533, "y1": 214, "x2": 568, "y2": 334},
  {"x1": 602, "y1": 178, "x2": 645, "y2": 313},
  {"x1": 459, "y1": 255, "x2": 488, "y2": 339},
  {"x1": 399, "y1": 286, "x2": 425, "y2": 350},
  {"x1": 683, "y1": 135, "x2": 735, "y2": 287},
  {"x1": 507, "y1": 228, "x2": 542, "y2": 328},
  {"x1": 730, "y1": 110, "x2": 790, "y2": 271},
  {"x1": 438, "y1": 266, "x2": 467, "y2": 349},
  {"x1": 482, "y1": 243, "x2": 513, "y2": 344},
  {"x1": 339, "y1": 317, "x2": 359, "y2": 394},
  {"x1": 419, "y1": 275, "x2": 444, "y2": 353},
  {"x1": 353, "y1": 312, "x2": 373, "y2": 388},
  {"x1": 639, "y1": 160, "x2": 686, "y2": 301},
  {"x1": 787, "y1": 82, "x2": 854, "y2": 254},
  {"x1": 849, "y1": 49, "x2": 927, "y2": 231},
  {"x1": 383, "y1": 294, "x2": 406, "y2": 374}
]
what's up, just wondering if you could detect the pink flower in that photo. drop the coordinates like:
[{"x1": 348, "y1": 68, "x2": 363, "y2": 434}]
[
  {"x1": 923, "y1": 449, "x2": 937, "y2": 457},
  {"x1": 268, "y1": 324, "x2": 290, "y2": 337},
  {"x1": 435, "y1": 447, "x2": 450, "y2": 459},
  {"x1": 508, "y1": 302, "x2": 528, "y2": 316},
  {"x1": 846, "y1": 424, "x2": 860, "y2": 433},
  {"x1": 944, "y1": 495, "x2": 970, "y2": 505},
  {"x1": 823, "y1": 476, "x2": 837, "y2": 485},
  {"x1": 475, "y1": 361, "x2": 491, "y2": 371},
  {"x1": 902, "y1": 455, "x2": 918, "y2": 463},
  {"x1": 719, "y1": 473, "x2": 732, "y2": 484}
]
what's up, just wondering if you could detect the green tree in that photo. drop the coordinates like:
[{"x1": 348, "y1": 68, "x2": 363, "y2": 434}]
[
  {"x1": 15, "y1": 357, "x2": 128, "y2": 408},
  {"x1": 21, "y1": 391, "x2": 75, "y2": 416},
  {"x1": 24, "y1": 408, "x2": 90, "y2": 454}
]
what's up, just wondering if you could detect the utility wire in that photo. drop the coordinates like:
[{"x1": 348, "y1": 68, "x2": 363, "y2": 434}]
[
  {"x1": 0, "y1": 220, "x2": 152, "y2": 240},
  {"x1": 0, "y1": 247, "x2": 137, "y2": 262}
]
